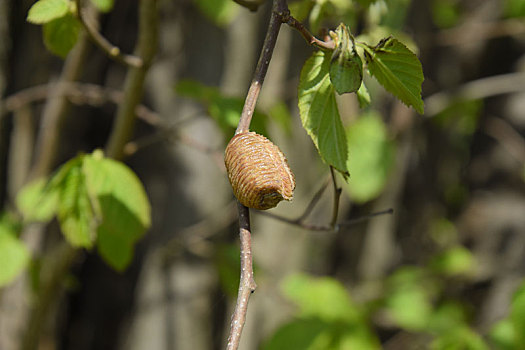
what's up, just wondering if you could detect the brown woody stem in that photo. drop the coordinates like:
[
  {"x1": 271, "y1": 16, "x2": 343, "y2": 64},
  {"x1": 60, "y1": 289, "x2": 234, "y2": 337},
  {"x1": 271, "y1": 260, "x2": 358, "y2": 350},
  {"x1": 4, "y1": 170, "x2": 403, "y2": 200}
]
[{"x1": 228, "y1": 0, "x2": 288, "y2": 349}]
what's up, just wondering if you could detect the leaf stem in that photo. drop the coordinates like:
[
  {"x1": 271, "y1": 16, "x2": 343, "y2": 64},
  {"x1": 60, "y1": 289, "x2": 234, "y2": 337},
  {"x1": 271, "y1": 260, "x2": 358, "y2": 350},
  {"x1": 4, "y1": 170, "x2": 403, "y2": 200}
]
[
  {"x1": 329, "y1": 166, "x2": 342, "y2": 228},
  {"x1": 74, "y1": 0, "x2": 143, "y2": 68}
]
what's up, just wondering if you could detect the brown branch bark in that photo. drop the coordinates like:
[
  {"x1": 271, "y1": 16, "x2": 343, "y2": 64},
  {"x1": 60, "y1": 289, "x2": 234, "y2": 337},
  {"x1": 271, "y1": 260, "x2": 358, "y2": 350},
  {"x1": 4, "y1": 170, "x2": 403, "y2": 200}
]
[
  {"x1": 281, "y1": 13, "x2": 335, "y2": 50},
  {"x1": 227, "y1": 0, "x2": 288, "y2": 348}
]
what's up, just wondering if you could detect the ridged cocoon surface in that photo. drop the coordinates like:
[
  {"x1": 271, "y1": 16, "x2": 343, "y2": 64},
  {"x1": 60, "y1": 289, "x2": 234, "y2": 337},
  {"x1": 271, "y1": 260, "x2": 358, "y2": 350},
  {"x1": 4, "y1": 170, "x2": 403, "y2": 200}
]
[{"x1": 225, "y1": 132, "x2": 295, "y2": 210}]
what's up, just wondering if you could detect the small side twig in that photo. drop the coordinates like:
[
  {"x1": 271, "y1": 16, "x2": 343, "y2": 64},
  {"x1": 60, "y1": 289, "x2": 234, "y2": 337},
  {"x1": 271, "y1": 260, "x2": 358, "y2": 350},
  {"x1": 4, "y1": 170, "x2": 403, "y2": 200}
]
[
  {"x1": 75, "y1": 0, "x2": 143, "y2": 68},
  {"x1": 281, "y1": 12, "x2": 335, "y2": 51}
]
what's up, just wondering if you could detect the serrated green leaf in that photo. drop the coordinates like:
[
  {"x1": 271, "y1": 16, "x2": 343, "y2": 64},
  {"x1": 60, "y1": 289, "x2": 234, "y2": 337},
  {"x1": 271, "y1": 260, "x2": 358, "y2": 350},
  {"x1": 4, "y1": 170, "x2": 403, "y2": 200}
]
[
  {"x1": 346, "y1": 113, "x2": 394, "y2": 202},
  {"x1": 0, "y1": 222, "x2": 30, "y2": 287},
  {"x1": 329, "y1": 24, "x2": 363, "y2": 94},
  {"x1": 363, "y1": 37, "x2": 424, "y2": 113},
  {"x1": 83, "y1": 151, "x2": 151, "y2": 271},
  {"x1": 282, "y1": 274, "x2": 359, "y2": 323},
  {"x1": 16, "y1": 178, "x2": 59, "y2": 222},
  {"x1": 90, "y1": 0, "x2": 114, "y2": 12},
  {"x1": 192, "y1": 0, "x2": 239, "y2": 27},
  {"x1": 27, "y1": 0, "x2": 69, "y2": 24},
  {"x1": 43, "y1": 13, "x2": 81, "y2": 58},
  {"x1": 298, "y1": 50, "x2": 349, "y2": 177},
  {"x1": 57, "y1": 158, "x2": 96, "y2": 248}
]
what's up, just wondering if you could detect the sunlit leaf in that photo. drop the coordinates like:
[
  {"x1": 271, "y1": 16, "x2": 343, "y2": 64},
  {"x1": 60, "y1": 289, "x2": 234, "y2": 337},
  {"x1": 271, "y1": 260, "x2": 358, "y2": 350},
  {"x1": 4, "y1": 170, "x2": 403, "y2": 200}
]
[
  {"x1": 489, "y1": 319, "x2": 516, "y2": 350},
  {"x1": 0, "y1": 222, "x2": 30, "y2": 287},
  {"x1": 263, "y1": 319, "x2": 332, "y2": 350},
  {"x1": 356, "y1": 81, "x2": 371, "y2": 108},
  {"x1": 429, "y1": 246, "x2": 474, "y2": 276},
  {"x1": 431, "y1": 326, "x2": 489, "y2": 350},
  {"x1": 16, "y1": 178, "x2": 59, "y2": 223},
  {"x1": 346, "y1": 113, "x2": 394, "y2": 202},
  {"x1": 43, "y1": 13, "x2": 81, "y2": 58},
  {"x1": 57, "y1": 158, "x2": 96, "y2": 248},
  {"x1": 83, "y1": 150, "x2": 151, "y2": 271},
  {"x1": 27, "y1": 0, "x2": 69, "y2": 24},
  {"x1": 298, "y1": 50, "x2": 349, "y2": 177},
  {"x1": 282, "y1": 274, "x2": 359, "y2": 323},
  {"x1": 511, "y1": 281, "x2": 525, "y2": 347},
  {"x1": 363, "y1": 37, "x2": 424, "y2": 113}
]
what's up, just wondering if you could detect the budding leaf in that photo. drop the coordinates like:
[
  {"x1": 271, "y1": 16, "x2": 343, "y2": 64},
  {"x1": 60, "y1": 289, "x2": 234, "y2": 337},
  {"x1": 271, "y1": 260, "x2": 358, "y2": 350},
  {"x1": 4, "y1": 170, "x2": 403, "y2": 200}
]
[
  {"x1": 329, "y1": 24, "x2": 363, "y2": 95},
  {"x1": 364, "y1": 37, "x2": 424, "y2": 114}
]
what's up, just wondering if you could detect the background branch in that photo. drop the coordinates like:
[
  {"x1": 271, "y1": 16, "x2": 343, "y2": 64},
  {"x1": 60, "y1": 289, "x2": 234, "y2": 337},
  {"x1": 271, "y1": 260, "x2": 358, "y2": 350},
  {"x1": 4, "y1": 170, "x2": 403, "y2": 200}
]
[
  {"x1": 75, "y1": 0, "x2": 143, "y2": 68},
  {"x1": 105, "y1": 0, "x2": 158, "y2": 160}
]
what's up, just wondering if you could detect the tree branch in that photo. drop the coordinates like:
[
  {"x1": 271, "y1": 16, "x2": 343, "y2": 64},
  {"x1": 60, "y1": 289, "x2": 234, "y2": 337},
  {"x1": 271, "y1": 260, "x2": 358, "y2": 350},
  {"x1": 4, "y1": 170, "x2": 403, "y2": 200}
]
[
  {"x1": 105, "y1": 0, "x2": 158, "y2": 160},
  {"x1": 235, "y1": 0, "x2": 288, "y2": 134},
  {"x1": 74, "y1": 0, "x2": 143, "y2": 68},
  {"x1": 227, "y1": 0, "x2": 288, "y2": 348}
]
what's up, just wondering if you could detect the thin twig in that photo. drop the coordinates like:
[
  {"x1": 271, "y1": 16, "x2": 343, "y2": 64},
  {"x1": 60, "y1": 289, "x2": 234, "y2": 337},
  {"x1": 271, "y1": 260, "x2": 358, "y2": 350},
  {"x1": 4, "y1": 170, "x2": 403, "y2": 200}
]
[
  {"x1": 235, "y1": 0, "x2": 288, "y2": 134},
  {"x1": 424, "y1": 72, "x2": 525, "y2": 117},
  {"x1": 484, "y1": 116, "x2": 525, "y2": 164},
  {"x1": 295, "y1": 175, "x2": 331, "y2": 222},
  {"x1": 74, "y1": 0, "x2": 143, "y2": 68},
  {"x1": 281, "y1": 12, "x2": 335, "y2": 51},
  {"x1": 227, "y1": 0, "x2": 288, "y2": 349}
]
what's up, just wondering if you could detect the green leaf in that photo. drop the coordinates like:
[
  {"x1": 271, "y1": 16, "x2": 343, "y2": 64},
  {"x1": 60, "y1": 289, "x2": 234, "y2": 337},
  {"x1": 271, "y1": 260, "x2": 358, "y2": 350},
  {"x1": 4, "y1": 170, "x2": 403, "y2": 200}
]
[
  {"x1": 282, "y1": 274, "x2": 359, "y2": 323},
  {"x1": 298, "y1": 50, "x2": 349, "y2": 177},
  {"x1": 511, "y1": 281, "x2": 525, "y2": 347},
  {"x1": 43, "y1": 13, "x2": 81, "y2": 58},
  {"x1": 263, "y1": 319, "x2": 332, "y2": 350},
  {"x1": 427, "y1": 302, "x2": 467, "y2": 333},
  {"x1": 345, "y1": 113, "x2": 394, "y2": 202},
  {"x1": 429, "y1": 246, "x2": 474, "y2": 277},
  {"x1": 0, "y1": 221, "x2": 30, "y2": 287},
  {"x1": 329, "y1": 24, "x2": 363, "y2": 95},
  {"x1": 363, "y1": 37, "x2": 424, "y2": 113},
  {"x1": 431, "y1": 326, "x2": 489, "y2": 350},
  {"x1": 57, "y1": 158, "x2": 96, "y2": 248},
  {"x1": 16, "y1": 178, "x2": 59, "y2": 222},
  {"x1": 90, "y1": 0, "x2": 114, "y2": 12},
  {"x1": 489, "y1": 319, "x2": 516, "y2": 350},
  {"x1": 385, "y1": 267, "x2": 433, "y2": 331},
  {"x1": 356, "y1": 81, "x2": 371, "y2": 108},
  {"x1": 27, "y1": 0, "x2": 69, "y2": 24},
  {"x1": 175, "y1": 79, "x2": 268, "y2": 138},
  {"x1": 215, "y1": 244, "x2": 241, "y2": 297},
  {"x1": 83, "y1": 151, "x2": 151, "y2": 271},
  {"x1": 192, "y1": 0, "x2": 239, "y2": 27}
]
